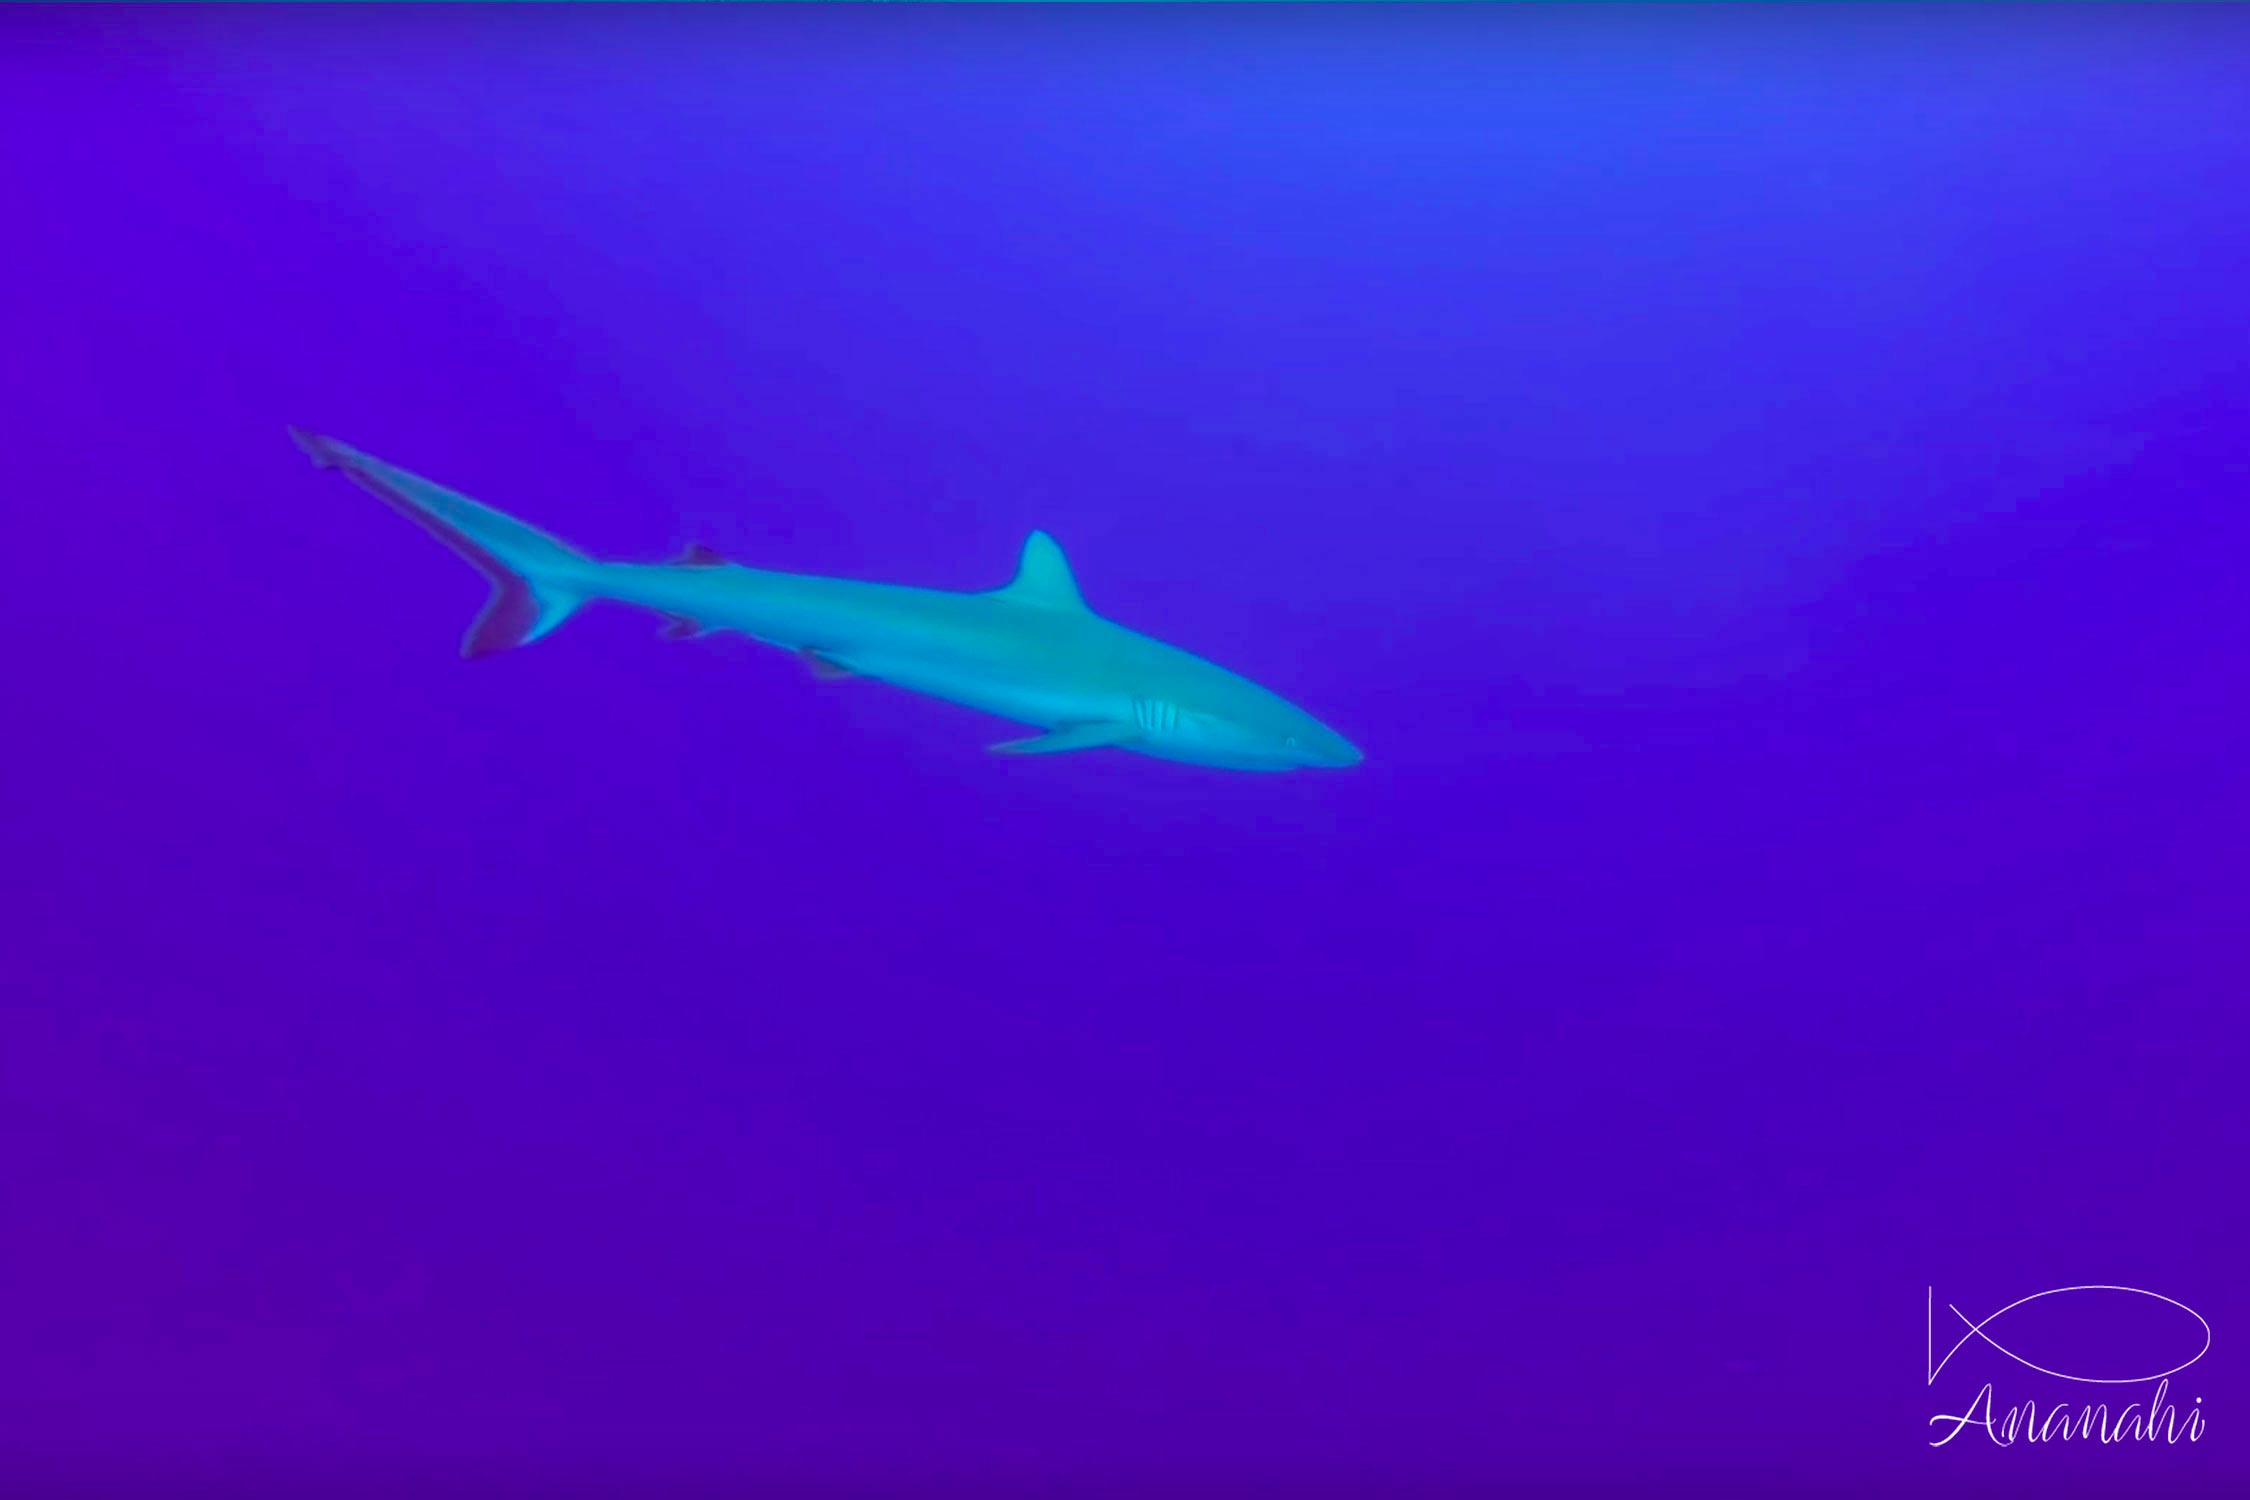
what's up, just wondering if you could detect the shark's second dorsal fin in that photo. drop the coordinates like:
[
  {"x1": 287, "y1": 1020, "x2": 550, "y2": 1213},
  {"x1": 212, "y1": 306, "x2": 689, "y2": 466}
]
[{"x1": 995, "y1": 531, "x2": 1085, "y2": 610}]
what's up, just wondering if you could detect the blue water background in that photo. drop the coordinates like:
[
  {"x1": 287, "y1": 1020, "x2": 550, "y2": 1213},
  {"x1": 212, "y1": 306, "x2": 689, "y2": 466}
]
[{"x1": 3, "y1": 6, "x2": 2245, "y2": 1494}]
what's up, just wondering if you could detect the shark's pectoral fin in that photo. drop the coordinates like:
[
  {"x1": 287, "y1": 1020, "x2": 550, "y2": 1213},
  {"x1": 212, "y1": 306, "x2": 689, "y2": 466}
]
[
  {"x1": 799, "y1": 647, "x2": 859, "y2": 681},
  {"x1": 989, "y1": 722, "x2": 1139, "y2": 756}
]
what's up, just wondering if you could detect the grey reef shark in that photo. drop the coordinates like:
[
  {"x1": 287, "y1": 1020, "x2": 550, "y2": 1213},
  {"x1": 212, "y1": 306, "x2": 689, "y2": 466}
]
[{"x1": 290, "y1": 430, "x2": 1361, "y2": 772}]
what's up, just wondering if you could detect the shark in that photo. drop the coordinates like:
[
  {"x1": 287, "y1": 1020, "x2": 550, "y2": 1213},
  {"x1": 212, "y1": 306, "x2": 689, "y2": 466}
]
[{"x1": 289, "y1": 430, "x2": 1362, "y2": 771}]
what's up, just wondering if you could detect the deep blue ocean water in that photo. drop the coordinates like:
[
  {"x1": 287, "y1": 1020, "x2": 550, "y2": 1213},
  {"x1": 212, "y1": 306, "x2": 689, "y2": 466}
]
[{"x1": 3, "y1": 6, "x2": 2246, "y2": 1495}]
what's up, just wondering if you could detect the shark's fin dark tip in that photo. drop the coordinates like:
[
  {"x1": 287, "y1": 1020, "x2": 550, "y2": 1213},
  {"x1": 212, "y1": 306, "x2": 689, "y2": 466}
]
[
  {"x1": 799, "y1": 647, "x2": 857, "y2": 681},
  {"x1": 288, "y1": 427, "x2": 338, "y2": 468},
  {"x1": 460, "y1": 573, "x2": 581, "y2": 658}
]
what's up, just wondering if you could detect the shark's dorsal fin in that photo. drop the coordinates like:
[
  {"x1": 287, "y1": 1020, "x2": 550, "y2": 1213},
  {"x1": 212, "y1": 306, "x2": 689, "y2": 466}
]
[{"x1": 995, "y1": 531, "x2": 1085, "y2": 610}]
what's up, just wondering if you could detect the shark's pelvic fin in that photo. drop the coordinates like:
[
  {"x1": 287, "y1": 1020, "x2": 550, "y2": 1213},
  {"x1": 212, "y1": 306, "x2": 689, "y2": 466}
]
[
  {"x1": 290, "y1": 427, "x2": 590, "y2": 658},
  {"x1": 993, "y1": 531, "x2": 1085, "y2": 610},
  {"x1": 989, "y1": 721, "x2": 1137, "y2": 756}
]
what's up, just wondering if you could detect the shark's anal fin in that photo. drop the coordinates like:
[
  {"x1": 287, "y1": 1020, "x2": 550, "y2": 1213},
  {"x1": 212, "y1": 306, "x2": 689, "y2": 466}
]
[
  {"x1": 989, "y1": 722, "x2": 1138, "y2": 756},
  {"x1": 799, "y1": 647, "x2": 858, "y2": 681}
]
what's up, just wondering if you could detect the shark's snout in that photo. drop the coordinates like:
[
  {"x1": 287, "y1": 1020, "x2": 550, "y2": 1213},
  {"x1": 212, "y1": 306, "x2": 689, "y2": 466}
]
[{"x1": 1292, "y1": 727, "x2": 1362, "y2": 769}]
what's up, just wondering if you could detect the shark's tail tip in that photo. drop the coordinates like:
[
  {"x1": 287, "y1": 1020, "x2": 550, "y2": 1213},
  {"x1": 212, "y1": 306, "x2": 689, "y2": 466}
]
[
  {"x1": 289, "y1": 430, "x2": 590, "y2": 657},
  {"x1": 287, "y1": 426, "x2": 339, "y2": 468}
]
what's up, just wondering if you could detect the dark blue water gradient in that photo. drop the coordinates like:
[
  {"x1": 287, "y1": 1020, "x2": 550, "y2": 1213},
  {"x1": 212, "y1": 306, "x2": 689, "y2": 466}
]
[{"x1": 2, "y1": 6, "x2": 2245, "y2": 1495}]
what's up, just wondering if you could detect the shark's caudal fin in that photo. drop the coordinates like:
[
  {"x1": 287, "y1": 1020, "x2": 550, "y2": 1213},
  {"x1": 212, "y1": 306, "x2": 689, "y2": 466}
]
[{"x1": 290, "y1": 429, "x2": 592, "y2": 657}]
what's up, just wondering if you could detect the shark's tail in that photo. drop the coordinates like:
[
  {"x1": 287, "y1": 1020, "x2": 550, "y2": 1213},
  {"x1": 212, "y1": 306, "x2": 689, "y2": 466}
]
[{"x1": 289, "y1": 428, "x2": 594, "y2": 657}]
